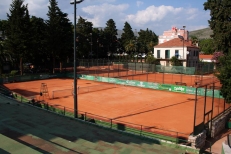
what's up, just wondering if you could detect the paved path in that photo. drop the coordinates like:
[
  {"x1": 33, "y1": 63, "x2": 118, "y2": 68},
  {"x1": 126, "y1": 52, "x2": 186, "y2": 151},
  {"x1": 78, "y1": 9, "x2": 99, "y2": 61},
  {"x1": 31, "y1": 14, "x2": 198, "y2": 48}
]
[{"x1": 208, "y1": 129, "x2": 231, "y2": 154}]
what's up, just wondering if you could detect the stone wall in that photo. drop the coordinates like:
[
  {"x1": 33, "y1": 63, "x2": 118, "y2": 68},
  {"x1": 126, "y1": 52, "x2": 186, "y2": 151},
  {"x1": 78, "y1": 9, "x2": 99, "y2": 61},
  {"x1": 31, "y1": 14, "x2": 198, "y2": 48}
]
[
  {"x1": 188, "y1": 130, "x2": 207, "y2": 148},
  {"x1": 211, "y1": 110, "x2": 231, "y2": 138},
  {"x1": 188, "y1": 108, "x2": 231, "y2": 149}
]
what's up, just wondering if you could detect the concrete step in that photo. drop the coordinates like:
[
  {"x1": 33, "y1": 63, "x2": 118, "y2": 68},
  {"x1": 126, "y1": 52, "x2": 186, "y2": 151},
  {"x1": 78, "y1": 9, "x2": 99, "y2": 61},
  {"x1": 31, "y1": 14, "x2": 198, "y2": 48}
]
[
  {"x1": 135, "y1": 142, "x2": 185, "y2": 154},
  {"x1": 0, "y1": 134, "x2": 42, "y2": 154}
]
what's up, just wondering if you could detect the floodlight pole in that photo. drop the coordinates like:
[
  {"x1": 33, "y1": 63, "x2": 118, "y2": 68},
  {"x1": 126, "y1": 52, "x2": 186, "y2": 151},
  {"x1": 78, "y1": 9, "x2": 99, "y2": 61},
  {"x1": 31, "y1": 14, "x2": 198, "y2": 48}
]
[
  {"x1": 71, "y1": 0, "x2": 84, "y2": 118},
  {"x1": 183, "y1": 26, "x2": 186, "y2": 59}
]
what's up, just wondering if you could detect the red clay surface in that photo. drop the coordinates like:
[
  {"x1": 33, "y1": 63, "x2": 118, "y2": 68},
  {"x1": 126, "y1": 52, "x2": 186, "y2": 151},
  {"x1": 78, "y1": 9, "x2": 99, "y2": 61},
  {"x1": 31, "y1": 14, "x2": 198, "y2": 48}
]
[
  {"x1": 4, "y1": 78, "x2": 225, "y2": 138},
  {"x1": 76, "y1": 66, "x2": 221, "y2": 87}
]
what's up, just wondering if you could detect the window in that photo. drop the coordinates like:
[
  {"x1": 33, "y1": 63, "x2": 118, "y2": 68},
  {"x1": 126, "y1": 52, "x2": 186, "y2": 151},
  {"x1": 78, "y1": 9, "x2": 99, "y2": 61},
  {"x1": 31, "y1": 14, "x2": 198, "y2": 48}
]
[
  {"x1": 157, "y1": 50, "x2": 160, "y2": 58},
  {"x1": 165, "y1": 50, "x2": 170, "y2": 59},
  {"x1": 175, "y1": 50, "x2": 179, "y2": 58}
]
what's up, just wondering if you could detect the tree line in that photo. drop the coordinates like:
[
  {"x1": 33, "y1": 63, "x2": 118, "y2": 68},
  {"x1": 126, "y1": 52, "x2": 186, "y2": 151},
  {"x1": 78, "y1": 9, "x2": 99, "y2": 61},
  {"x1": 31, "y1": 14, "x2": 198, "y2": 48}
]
[{"x1": 0, "y1": 0, "x2": 158, "y2": 75}]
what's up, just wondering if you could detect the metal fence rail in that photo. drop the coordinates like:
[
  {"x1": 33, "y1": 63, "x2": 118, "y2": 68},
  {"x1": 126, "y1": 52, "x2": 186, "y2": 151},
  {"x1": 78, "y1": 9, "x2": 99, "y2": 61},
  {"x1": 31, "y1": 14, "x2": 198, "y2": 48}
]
[{"x1": 11, "y1": 92, "x2": 191, "y2": 145}]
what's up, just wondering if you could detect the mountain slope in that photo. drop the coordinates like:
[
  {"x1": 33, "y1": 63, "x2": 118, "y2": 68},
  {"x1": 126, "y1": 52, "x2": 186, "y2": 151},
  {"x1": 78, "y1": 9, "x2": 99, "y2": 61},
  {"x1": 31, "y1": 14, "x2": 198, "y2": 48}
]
[{"x1": 189, "y1": 27, "x2": 213, "y2": 39}]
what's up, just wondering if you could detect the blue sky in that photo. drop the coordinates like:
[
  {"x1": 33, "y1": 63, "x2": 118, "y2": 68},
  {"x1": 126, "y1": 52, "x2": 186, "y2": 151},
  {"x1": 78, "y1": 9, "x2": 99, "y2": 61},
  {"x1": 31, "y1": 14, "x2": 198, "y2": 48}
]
[{"x1": 0, "y1": 0, "x2": 210, "y2": 35}]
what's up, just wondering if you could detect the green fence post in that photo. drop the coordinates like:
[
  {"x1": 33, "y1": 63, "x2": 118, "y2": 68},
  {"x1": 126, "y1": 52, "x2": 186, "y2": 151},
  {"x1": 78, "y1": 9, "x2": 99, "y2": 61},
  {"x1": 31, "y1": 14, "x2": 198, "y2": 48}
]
[
  {"x1": 64, "y1": 107, "x2": 65, "y2": 115},
  {"x1": 135, "y1": 62, "x2": 136, "y2": 75},
  {"x1": 142, "y1": 62, "x2": 143, "y2": 73},
  {"x1": 118, "y1": 62, "x2": 119, "y2": 77},
  {"x1": 140, "y1": 125, "x2": 143, "y2": 136},
  {"x1": 108, "y1": 61, "x2": 109, "y2": 78},
  {"x1": 176, "y1": 132, "x2": 178, "y2": 144},
  {"x1": 46, "y1": 102, "x2": 48, "y2": 110},
  {"x1": 163, "y1": 66, "x2": 165, "y2": 84},
  {"x1": 21, "y1": 95, "x2": 22, "y2": 103},
  {"x1": 110, "y1": 119, "x2": 112, "y2": 129},
  {"x1": 84, "y1": 112, "x2": 87, "y2": 121}
]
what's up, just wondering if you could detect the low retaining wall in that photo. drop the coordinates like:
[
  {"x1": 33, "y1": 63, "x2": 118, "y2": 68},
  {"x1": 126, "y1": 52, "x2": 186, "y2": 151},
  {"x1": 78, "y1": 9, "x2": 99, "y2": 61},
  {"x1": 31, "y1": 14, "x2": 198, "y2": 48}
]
[
  {"x1": 188, "y1": 130, "x2": 207, "y2": 149},
  {"x1": 211, "y1": 109, "x2": 231, "y2": 138}
]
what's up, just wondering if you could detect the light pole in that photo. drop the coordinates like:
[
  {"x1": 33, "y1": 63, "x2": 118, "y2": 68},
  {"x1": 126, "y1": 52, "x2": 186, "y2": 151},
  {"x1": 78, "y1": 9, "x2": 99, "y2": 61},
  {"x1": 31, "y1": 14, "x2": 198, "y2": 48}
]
[
  {"x1": 97, "y1": 38, "x2": 99, "y2": 59},
  {"x1": 90, "y1": 33, "x2": 92, "y2": 59},
  {"x1": 107, "y1": 52, "x2": 110, "y2": 78},
  {"x1": 178, "y1": 25, "x2": 186, "y2": 83},
  {"x1": 183, "y1": 26, "x2": 186, "y2": 59},
  {"x1": 70, "y1": 0, "x2": 84, "y2": 118}
]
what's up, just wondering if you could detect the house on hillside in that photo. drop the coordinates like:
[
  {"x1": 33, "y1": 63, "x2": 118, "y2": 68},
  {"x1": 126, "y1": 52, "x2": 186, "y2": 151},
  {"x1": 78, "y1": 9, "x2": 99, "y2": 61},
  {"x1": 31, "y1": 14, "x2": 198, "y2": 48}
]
[
  {"x1": 153, "y1": 38, "x2": 200, "y2": 67},
  {"x1": 199, "y1": 54, "x2": 214, "y2": 62}
]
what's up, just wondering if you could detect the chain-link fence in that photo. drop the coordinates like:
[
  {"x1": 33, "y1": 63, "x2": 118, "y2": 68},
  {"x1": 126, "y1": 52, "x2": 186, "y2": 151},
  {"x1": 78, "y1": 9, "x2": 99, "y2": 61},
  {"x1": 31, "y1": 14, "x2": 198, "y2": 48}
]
[{"x1": 54, "y1": 60, "x2": 215, "y2": 87}]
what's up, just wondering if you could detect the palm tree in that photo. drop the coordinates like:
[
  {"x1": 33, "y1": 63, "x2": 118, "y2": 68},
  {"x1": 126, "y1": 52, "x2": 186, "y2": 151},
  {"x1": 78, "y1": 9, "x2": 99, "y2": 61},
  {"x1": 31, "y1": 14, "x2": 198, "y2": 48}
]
[
  {"x1": 125, "y1": 40, "x2": 137, "y2": 53},
  {"x1": 190, "y1": 36, "x2": 199, "y2": 46},
  {"x1": 125, "y1": 40, "x2": 137, "y2": 62},
  {"x1": 147, "y1": 41, "x2": 155, "y2": 53}
]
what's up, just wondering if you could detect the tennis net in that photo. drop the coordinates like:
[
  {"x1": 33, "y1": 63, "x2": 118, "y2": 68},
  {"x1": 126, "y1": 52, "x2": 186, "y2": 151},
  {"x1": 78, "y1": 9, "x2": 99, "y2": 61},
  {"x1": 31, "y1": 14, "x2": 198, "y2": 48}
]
[
  {"x1": 52, "y1": 89, "x2": 73, "y2": 99},
  {"x1": 52, "y1": 83, "x2": 117, "y2": 99},
  {"x1": 78, "y1": 84, "x2": 117, "y2": 94}
]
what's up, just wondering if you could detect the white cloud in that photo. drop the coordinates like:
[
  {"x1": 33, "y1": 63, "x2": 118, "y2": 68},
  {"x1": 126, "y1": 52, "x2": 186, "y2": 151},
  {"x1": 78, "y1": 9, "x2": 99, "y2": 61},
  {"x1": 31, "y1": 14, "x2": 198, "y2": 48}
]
[
  {"x1": 126, "y1": 5, "x2": 183, "y2": 26},
  {"x1": 185, "y1": 8, "x2": 198, "y2": 20},
  {"x1": 24, "y1": 0, "x2": 49, "y2": 18},
  {"x1": 136, "y1": 1, "x2": 144, "y2": 7},
  {"x1": 0, "y1": 1, "x2": 209, "y2": 35},
  {"x1": 81, "y1": 3, "x2": 129, "y2": 28},
  {"x1": 0, "y1": 0, "x2": 12, "y2": 18}
]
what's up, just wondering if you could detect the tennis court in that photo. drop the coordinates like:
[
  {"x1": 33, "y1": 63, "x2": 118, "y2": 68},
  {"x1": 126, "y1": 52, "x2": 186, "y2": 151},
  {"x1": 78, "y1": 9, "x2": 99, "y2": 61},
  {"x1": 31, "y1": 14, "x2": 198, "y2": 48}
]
[{"x1": 3, "y1": 78, "x2": 224, "y2": 139}]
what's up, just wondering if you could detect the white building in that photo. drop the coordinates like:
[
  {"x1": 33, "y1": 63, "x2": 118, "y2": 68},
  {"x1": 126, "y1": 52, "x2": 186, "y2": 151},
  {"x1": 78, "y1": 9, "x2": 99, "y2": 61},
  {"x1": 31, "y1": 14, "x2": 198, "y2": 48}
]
[
  {"x1": 153, "y1": 38, "x2": 199, "y2": 67},
  {"x1": 158, "y1": 27, "x2": 189, "y2": 44}
]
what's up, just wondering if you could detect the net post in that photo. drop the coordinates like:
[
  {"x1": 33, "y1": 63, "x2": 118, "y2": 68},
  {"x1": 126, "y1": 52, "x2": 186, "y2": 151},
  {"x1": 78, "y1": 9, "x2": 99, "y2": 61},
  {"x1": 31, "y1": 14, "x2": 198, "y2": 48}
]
[{"x1": 64, "y1": 107, "x2": 65, "y2": 115}]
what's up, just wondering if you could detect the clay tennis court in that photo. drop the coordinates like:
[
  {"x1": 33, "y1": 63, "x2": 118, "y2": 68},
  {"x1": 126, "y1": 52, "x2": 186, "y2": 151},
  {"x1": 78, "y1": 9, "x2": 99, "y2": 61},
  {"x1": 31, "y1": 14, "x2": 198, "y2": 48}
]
[
  {"x1": 77, "y1": 65, "x2": 220, "y2": 87},
  {"x1": 3, "y1": 78, "x2": 223, "y2": 138}
]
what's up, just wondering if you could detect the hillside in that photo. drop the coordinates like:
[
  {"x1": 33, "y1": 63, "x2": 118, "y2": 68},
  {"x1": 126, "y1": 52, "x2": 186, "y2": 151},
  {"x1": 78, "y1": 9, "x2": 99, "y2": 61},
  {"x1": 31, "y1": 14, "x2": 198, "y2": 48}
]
[{"x1": 189, "y1": 27, "x2": 213, "y2": 39}]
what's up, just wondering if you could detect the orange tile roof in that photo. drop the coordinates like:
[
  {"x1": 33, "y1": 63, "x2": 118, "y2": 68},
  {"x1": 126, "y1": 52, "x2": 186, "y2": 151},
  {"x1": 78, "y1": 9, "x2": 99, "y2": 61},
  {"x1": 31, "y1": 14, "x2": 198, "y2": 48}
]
[
  {"x1": 155, "y1": 38, "x2": 198, "y2": 48},
  {"x1": 199, "y1": 55, "x2": 213, "y2": 60}
]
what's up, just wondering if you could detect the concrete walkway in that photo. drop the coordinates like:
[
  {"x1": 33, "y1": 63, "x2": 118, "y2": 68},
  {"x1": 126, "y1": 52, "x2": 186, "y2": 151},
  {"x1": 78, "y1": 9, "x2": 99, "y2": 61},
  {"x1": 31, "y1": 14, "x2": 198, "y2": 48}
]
[{"x1": 207, "y1": 129, "x2": 231, "y2": 154}]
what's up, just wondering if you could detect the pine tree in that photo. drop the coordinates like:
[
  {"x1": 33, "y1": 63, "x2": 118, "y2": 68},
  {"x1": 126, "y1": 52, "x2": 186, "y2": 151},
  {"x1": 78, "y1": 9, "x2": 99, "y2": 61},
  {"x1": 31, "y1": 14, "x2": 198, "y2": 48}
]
[
  {"x1": 199, "y1": 39, "x2": 214, "y2": 54},
  {"x1": 104, "y1": 19, "x2": 118, "y2": 56},
  {"x1": 5, "y1": 0, "x2": 31, "y2": 75},
  {"x1": 76, "y1": 17, "x2": 93, "y2": 59},
  {"x1": 137, "y1": 28, "x2": 158, "y2": 53},
  {"x1": 30, "y1": 16, "x2": 47, "y2": 69},
  {"x1": 46, "y1": 0, "x2": 73, "y2": 73},
  {"x1": 121, "y1": 22, "x2": 135, "y2": 48},
  {"x1": 204, "y1": 0, "x2": 231, "y2": 53},
  {"x1": 216, "y1": 52, "x2": 231, "y2": 103},
  {"x1": 204, "y1": 0, "x2": 231, "y2": 103}
]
